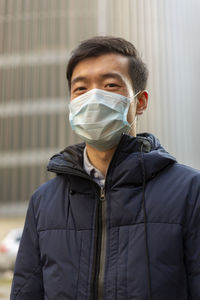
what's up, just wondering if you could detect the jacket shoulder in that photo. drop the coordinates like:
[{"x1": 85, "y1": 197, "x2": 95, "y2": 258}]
[
  {"x1": 170, "y1": 162, "x2": 200, "y2": 181},
  {"x1": 33, "y1": 175, "x2": 67, "y2": 197},
  {"x1": 175, "y1": 162, "x2": 200, "y2": 173},
  {"x1": 174, "y1": 163, "x2": 200, "y2": 225},
  {"x1": 31, "y1": 175, "x2": 70, "y2": 230}
]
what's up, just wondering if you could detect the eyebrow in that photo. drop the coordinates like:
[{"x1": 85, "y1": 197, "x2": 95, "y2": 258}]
[
  {"x1": 71, "y1": 76, "x2": 87, "y2": 87},
  {"x1": 100, "y1": 72, "x2": 125, "y2": 82},
  {"x1": 71, "y1": 72, "x2": 125, "y2": 87}
]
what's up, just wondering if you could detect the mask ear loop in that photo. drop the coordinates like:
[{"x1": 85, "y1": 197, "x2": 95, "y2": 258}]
[
  {"x1": 129, "y1": 115, "x2": 137, "y2": 128},
  {"x1": 128, "y1": 91, "x2": 141, "y2": 128}
]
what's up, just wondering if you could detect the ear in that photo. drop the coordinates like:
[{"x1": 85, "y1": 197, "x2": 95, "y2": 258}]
[{"x1": 136, "y1": 90, "x2": 148, "y2": 115}]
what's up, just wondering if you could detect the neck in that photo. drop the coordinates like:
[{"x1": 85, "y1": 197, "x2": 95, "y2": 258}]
[
  {"x1": 86, "y1": 144, "x2": 117, "y2": 177},
  {"x1": 85, "y1": 124, "x2": 137, "y2": 177}
]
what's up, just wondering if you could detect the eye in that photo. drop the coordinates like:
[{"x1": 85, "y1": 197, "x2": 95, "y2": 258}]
[
  {"x1": 72, "y1": 86, "x2": 87, "y2": 95},
  {"x1": 74, "y1": 86, "x2": 86, "y2": 91},
  {"x1": 106, "y1": 83, "x2": 119, "y2": 88}
]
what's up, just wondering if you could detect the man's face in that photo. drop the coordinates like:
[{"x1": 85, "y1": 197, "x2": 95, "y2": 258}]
[{"x1": 70, "y1": 53, "x2": 137, "y2": 125}]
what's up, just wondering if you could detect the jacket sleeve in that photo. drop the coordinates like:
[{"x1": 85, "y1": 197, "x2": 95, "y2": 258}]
[
  {"x1": 10, "y1": 195, "x2": 44, "y2": 300},
  {"x1": 184, "y1": 177, "x2": 200, "y2": 299}
]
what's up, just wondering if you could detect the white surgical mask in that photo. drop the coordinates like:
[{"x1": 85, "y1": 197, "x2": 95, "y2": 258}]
[{"x1": 69, "y1": 88, "x2": 139, "y2": 151}]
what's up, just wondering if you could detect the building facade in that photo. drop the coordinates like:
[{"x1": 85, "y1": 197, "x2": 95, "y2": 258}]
[{"x1": 1, "y1": 0, "x2": 200, "y2": 216}]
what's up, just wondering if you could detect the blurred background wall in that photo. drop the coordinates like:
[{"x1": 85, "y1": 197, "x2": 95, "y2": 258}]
[{"x1": 0, "y1": 0, "x2": 200, "y2": 217}]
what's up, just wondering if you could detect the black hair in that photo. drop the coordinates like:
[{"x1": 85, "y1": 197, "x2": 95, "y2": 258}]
[{"x1": 66, "y1": 36, "x2": 148, "y2": 93}]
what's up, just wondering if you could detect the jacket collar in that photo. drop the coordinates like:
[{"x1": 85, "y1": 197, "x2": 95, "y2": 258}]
[{"x1": 47, "y1": 133, "x2": 176, "y2": 185}]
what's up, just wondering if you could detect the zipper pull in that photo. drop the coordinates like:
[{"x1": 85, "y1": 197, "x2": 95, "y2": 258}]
[{"x1": 100, "y1": 187, "x2": 105, "y2": 201}]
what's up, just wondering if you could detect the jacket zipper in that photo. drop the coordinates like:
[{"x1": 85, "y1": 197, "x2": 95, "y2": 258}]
[
  {"x1": 92, "y1": 186, "x2": 106, "y2": 300},
  {"x1": 49, "y1": 165, "x2": 108, "y2": 299},
  {"x1": 98, "y1": 187, "x2": 106, "y2": 300},
  {"x1": 48, "y1": 166, "x2": 108, "y2": 299},
  {"x1": 49, "y1": 136, "x2": 128, "y2": 299}
]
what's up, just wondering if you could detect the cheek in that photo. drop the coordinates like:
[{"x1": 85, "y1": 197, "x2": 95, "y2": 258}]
[
  {"x1": 123, "y1": 79, "x2": 135, "y2": 98},
  {"x1": 127, "y1": 102, "x2": 137, "y2": 123},
  {"x1": 70, "y1": 95, "x2": 76, "y2": 101}
]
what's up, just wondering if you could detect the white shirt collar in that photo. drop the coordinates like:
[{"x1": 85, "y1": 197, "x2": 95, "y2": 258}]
[{"x1": 83, "y1": 147, "x2": 105, "y2": 187}]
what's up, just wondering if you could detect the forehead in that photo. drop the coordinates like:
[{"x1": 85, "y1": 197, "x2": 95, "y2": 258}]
[{"x1": 71, "y1": 53, "x2": 130, "y2": 81}]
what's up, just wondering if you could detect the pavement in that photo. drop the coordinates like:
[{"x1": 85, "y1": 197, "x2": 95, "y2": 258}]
[
  {"x1": 0, "y1": 218, "x2": 24, "y2": 300},
  {"x1": 0, "y1": 271, "x2": 12, "y2": 300}
]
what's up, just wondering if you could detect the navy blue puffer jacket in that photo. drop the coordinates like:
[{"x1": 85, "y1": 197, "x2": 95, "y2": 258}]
[{"x1": 11, "y1": 133, "x2": 200, "y2": 300}]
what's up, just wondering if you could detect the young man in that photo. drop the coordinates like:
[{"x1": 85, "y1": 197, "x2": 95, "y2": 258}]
[{"x1": 11, "y1": 36, "x2": 200, "y2": 300}]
